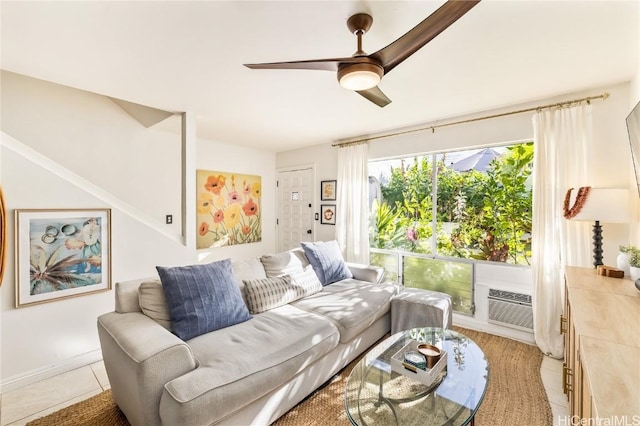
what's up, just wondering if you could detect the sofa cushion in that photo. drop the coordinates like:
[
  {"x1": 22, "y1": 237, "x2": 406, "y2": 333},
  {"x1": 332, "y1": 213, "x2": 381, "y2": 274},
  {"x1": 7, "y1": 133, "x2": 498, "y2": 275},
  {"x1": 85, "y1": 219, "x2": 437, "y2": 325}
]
[
  {"x1": 291, "y1": 279, "x2": 399, "y2": 343},
  {"x1": 243, "y1": 268, "x2": 322, "y2": 314},
  {"x1": 138, "y1": 279, "x2": 171, "y2": 330},
  {"x1": 301, "y1": 240, "x2": 353, "y2": 285},
  {"x1": 160, "y1": 304, "x2": 339, "y2": 425},
  {"x1": 260, "y1": 248, "x2": 310, "y2": 277},
  {"x1": 156, "y1": 259, "x2": 252, "y2": 340}
]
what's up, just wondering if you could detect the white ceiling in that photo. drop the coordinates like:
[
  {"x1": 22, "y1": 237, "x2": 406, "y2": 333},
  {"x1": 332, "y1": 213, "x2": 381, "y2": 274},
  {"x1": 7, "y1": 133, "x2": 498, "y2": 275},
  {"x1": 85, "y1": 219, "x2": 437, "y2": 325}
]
[{"x1": 1, "y1": 1, "x2": 638, "y2": 152}]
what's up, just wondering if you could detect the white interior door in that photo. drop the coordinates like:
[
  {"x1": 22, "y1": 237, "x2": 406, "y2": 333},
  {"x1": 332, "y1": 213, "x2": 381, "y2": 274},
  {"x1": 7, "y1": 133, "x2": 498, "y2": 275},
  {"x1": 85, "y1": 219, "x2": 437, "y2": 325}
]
[{"x1": 277, "y1": 168, "x2": 314, "y2": 251}]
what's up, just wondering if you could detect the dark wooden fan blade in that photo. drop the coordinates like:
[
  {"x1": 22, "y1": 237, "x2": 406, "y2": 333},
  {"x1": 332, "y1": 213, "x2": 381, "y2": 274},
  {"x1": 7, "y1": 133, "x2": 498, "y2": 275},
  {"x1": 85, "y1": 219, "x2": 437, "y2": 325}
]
[
  {"x1": 370, "y1": 0, "x2": 480, "y2": 75},
  {"x1": 244, "y1": 57, "x2": 363, "y2": 72},
  {"x1": 356, "y1": 86, "x2": 392, "y2": 107}
]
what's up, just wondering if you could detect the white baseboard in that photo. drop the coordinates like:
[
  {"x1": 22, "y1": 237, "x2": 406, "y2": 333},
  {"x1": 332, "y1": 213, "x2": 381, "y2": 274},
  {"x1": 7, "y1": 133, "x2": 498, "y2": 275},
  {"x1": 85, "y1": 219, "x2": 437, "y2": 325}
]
[
  {"x1": 1, "y1": 349, "x2": 103, "y2": 394},
  {"x1": 453, "y1": 313, "x2": 536, "y2": 345}
]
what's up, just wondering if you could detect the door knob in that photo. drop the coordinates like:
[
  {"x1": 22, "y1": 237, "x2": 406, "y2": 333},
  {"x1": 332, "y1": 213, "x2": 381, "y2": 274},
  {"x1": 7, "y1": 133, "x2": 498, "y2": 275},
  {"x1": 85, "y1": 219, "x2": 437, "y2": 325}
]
[{"x1": 307, "y1": 230, "x2": 312, "y2": 234}]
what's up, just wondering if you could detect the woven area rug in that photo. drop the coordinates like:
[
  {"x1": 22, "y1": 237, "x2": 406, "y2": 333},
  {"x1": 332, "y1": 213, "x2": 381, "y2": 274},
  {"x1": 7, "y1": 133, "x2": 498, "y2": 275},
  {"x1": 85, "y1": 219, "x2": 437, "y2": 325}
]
[{"x1": 27, "y1": 326, "x2": 552, "y2": 426}]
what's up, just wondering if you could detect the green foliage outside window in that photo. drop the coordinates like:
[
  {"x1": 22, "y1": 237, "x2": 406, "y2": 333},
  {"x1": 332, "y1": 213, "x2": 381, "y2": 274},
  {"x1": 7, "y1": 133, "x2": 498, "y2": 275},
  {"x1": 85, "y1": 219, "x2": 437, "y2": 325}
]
[{"x1": 370, "y1": 143, "x2": 534, "y2": 265}]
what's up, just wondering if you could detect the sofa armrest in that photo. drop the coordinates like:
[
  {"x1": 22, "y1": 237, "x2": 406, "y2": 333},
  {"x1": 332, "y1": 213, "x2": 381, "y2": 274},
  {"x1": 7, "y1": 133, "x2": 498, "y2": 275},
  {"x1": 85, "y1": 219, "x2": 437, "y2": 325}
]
[
  {"x1": 346, "y1": 262, "x2": 385, "y2": 284},
  {"x1": 97, "y1": 312, "x2": 197, "y2": 426}
]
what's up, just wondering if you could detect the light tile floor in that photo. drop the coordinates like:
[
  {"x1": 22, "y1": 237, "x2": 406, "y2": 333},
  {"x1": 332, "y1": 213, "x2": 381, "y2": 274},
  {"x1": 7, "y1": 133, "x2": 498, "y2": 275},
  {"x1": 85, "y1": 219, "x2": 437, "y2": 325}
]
[
  {"x1": 1, "y1": 357, "x2": 568, "y2": 425},
  {"x1": 1, "y1": 362, "x2": 109, "y2": 426}
]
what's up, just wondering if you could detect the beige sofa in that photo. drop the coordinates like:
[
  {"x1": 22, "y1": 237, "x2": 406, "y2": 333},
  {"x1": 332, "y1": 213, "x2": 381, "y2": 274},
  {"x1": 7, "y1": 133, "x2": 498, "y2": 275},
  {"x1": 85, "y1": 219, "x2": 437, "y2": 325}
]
[{"x1": 97, "y1": 249, "x2": 399, "y2": 426}]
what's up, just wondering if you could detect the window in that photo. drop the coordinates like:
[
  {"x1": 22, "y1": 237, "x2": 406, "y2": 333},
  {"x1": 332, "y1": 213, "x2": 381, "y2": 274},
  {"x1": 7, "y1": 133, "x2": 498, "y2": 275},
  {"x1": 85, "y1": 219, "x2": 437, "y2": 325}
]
[
  {"x1": 370, "y1": 143, "x2": 533, "y2": 264},
  {"x1": 369, "y1": 143, "x2": 533, "y2": 313}
]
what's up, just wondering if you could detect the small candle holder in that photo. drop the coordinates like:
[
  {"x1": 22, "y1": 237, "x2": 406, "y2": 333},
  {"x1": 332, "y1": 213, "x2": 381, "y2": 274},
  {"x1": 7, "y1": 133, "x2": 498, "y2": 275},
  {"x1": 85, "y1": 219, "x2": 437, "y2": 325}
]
[{"x1": 417, "y1": 343, "x2": 442, "y2": 369}]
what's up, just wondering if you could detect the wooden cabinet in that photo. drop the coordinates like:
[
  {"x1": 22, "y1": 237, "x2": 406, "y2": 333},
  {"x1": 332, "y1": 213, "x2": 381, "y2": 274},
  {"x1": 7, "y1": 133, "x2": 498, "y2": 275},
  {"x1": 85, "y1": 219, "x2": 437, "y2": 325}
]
[
  {"x1": 561, "y1": 282, "x2": 584, "y2": 417},
  {"x1": 561, "y1": 267, "x2": 640, "y2": 421}
]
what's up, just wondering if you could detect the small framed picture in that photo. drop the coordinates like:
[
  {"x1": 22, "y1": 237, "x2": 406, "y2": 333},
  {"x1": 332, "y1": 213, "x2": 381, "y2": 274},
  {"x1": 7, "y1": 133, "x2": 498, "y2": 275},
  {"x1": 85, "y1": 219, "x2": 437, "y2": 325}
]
[
  {"x1": 321, "y1": 180, "x2": 337, "y2": 201},
  {"x1": 320, "y1": 204, "x2": 336, "y2": 225},
  {"x1": 14, "y1": 209, "x2": 112, "y2": 307}
]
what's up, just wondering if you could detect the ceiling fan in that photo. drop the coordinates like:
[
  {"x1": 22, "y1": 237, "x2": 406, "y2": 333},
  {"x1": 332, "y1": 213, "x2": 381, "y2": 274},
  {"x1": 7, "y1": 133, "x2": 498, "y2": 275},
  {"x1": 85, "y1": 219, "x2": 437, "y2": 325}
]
[{"x1": 244, "y1": 0, "x2": 480, "y2": 107}]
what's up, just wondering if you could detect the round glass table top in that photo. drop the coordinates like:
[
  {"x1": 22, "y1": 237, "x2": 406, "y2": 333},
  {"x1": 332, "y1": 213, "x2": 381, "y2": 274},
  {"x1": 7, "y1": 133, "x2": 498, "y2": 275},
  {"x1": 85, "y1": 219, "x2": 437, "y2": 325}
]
[{"x1": 345, "y1": 327, "x2": 489, "y2": 426}]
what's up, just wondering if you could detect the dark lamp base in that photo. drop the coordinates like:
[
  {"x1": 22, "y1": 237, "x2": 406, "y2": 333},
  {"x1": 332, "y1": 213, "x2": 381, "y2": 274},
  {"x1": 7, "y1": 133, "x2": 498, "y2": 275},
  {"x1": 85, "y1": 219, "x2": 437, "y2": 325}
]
[{"x1": 592, "y1": 220, "x2": 603, "y2": 268}]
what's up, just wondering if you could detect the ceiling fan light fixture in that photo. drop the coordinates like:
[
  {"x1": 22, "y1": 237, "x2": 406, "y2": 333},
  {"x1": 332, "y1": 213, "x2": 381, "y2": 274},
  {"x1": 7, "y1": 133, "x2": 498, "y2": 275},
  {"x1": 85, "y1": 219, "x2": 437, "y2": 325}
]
[{"x1": 338, "y1": 63, "x2": 383, "y2": 91}]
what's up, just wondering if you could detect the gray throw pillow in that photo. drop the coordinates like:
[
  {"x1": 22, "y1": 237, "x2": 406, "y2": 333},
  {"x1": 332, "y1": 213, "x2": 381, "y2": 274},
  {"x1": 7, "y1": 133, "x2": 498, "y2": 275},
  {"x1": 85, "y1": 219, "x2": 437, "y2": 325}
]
[
  {"x1": 138, "y1": 279, "x2": 172, "y2": 331},
  {"x1": 301, "y1": 240, "x2": 353, "y2": 286},
  {"x1": 156, "y1": 259, "x2": 252, "y2": 340}
]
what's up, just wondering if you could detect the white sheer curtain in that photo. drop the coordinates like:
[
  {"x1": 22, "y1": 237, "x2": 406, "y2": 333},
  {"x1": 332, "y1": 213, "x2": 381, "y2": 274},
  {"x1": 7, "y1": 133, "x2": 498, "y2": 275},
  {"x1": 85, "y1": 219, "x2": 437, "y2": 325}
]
[
  {"x1": 532, "y1": 104, "x2": 593, "y2": 358},
  {"x1": 336, "y1": 143, "x2": 370, "y2": 263}
]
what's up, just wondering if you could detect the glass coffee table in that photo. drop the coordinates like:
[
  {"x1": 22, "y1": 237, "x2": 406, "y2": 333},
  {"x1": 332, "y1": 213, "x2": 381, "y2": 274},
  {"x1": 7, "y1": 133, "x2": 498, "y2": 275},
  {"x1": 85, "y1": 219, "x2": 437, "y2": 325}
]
[{"x1": 345, "y1": 327, "x2": 488, "y2": 426}]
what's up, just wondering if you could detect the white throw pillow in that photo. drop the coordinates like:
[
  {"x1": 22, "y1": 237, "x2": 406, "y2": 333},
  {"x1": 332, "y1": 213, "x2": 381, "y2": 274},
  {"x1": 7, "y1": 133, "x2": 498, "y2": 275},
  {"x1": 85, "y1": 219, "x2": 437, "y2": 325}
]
[
  {"x1": 260, "y1": 248, "x2": 310, "y2": 277},
  {"x1": 243, "y1": 269, "x2": 322, "y2": 314},
  {"x1": 244, "y1": 276, "x2": 297, "y2": 314},
  {"x1": 289, "y1": 266, "x2": 323, "y2": 296},
  {"x1": 232, "y1": 257, "x2": 268, "y2": 304}
]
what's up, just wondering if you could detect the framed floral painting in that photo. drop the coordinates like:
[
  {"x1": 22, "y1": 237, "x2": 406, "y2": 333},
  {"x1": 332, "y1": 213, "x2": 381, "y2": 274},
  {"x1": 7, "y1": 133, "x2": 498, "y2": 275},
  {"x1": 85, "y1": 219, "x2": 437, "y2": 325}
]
[
  {"x1": 15, "y1": 209, "x2": 111, "y2": 307},
  {"x1": 196, "y1": 170, "x2": 262, "y2": 249},
  {"x1": 321, "y1": 180, "x2": 337, "y2": 201}
]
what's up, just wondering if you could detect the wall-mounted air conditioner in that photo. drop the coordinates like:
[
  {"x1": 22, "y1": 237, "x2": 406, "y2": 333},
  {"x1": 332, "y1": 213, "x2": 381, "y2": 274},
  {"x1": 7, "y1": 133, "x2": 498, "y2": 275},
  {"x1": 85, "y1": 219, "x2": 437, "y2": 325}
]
[{"x1": 487, "y1": 288, "x2": 533, "y2": 331}]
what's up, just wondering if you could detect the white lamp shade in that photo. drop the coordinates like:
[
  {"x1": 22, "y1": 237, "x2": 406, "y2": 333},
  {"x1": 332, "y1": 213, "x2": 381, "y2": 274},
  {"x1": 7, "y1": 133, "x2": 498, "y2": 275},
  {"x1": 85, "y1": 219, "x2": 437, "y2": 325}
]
[
  {"x1": 569, "y1": 188, "x2": 630, "y2": 223},
  {"x1": 339, "y1": 70, "x2": 380, "y2": 91},
  {"x1": 337, "y1": 63, "x2": 383, "y2": 91}
]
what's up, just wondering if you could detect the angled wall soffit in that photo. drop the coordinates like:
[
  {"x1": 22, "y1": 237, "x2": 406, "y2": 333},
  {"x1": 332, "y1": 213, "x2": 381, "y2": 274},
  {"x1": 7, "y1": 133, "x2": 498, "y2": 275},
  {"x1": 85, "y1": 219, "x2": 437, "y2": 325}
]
[{"x1": 108, "y1": 97, "x2": 175, "y2": 128}]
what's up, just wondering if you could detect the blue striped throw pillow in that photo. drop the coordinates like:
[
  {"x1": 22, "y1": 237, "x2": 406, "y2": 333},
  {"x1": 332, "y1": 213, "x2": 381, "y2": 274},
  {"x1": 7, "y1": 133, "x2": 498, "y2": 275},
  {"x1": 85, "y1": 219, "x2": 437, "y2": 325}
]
[{"x1": 157, "y1": 259, "x2": 252, "y2": 340}]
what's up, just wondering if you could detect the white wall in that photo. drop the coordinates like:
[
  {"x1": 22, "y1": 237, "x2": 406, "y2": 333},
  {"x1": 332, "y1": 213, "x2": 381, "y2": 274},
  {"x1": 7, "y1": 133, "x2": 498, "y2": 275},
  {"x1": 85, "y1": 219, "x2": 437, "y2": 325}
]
[
  {"x1": 277, "y1": 82, "x2": 637, "y2": 267},
  {"x1": 0, "y1": 72, "x2": 276, "y2": 386}
]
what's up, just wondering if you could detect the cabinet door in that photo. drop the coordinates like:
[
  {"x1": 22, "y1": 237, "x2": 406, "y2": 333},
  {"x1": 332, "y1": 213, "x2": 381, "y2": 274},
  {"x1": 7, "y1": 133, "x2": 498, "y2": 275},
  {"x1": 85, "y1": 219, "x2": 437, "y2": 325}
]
[
  {"x1": 573, "y1": 338, "x2": 582, "y2": 417},
  {"x1": 568, "y1": 321, "x2": 577, "y2": 414},
  {"x1": 580, "y1": 354, "x2": 593, "y2": 421}
]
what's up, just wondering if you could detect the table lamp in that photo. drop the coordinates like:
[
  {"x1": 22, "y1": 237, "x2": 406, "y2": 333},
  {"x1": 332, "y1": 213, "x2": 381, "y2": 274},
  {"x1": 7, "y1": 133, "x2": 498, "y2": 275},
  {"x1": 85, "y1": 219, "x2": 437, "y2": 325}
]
[{"x1": 565, "y1": 187, "x2": 630, "y2": 268}]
